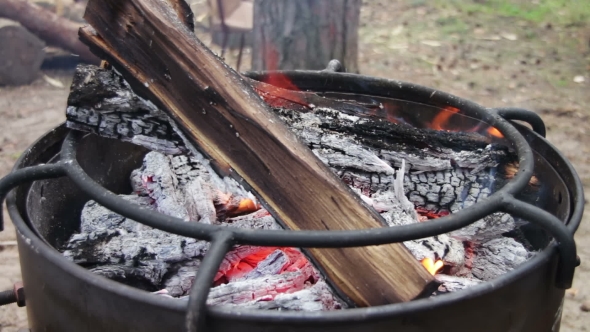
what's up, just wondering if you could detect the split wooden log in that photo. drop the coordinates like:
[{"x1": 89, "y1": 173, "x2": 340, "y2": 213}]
[
  {"x1": 79, "y1": 0, "x2": 437, "y2": 306},
  {"x1": 0, "y1": 0, "x2": 98, "y2": 64}
]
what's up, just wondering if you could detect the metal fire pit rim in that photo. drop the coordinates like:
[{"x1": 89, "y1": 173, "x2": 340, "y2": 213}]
[
  {"x1": 2, "y1": 122, "x2": 579, "y2": 322},
  {"x1": 246, "y1": 69, "x2": 535, "y2": 133},
  {"x1": 0, "y1": 67, "x2": 582, "y2": 328},
  {"x1": 5, "y1": 190, "x2": 559, "y2": 322}
]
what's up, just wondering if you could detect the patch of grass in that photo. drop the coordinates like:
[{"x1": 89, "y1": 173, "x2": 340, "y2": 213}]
[
  {"x1": 436, "y1": 16, "x2": 470, "y2": 34},
  {"x1": 436, "y1": 0, "x2": 590, "y2": 26}
]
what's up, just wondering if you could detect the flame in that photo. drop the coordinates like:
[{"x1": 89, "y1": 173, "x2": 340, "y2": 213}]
[
  {"x1": 430, "y1": 106, "x2": 460, "y2": 131},
  {"x1": 421, "y1": 258, "x2": 444, "y2": 275},
  {"x1": 487, "y1": 126, "x2": 504, "y2": 138},
  {"x1": 234, "y1": 198, "x2": 259, "y2": 215},
  {"x1": 263, "y1": 43, "x2": 300, "y2": 91}
]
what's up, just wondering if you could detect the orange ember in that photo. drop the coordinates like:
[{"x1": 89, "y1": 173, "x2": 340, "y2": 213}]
[
  {"x1": 487, "y1": 126, "x2": 504, "y2": 138},
  {"x1": 234, "y1": 198, "x2": 260, "y2": 215},
  {"x1": 421, "y1": 258, "x2": 444, "y2": 275},
  {"x1": 431, "y1": 106, "x2": 460, "y2": 131},
  {"x1": 215, "y1": 247, "x2": 310, "y2": 285},
  {"x1": 215, "y1": 192, "x2": 261, "y2": 218}
]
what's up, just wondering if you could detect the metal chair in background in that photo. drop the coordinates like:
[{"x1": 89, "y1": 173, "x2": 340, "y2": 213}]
[{"x1": 207, "y1": 0, "x2": 253, "y2": 70}]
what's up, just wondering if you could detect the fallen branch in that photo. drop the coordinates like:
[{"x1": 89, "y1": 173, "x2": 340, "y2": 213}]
[{"x1": 0, "y1": 0, "x2": 98, "y2": 64}]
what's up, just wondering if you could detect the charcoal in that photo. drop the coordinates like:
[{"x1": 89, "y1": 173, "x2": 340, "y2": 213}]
[
  {"x1": 469, "y1": 237, "x2": 532, "y2": 281},
  {"x1": 163, "y1": 260, "x2": 200, "y2": 297},
  {"x1": 434, "y1": 274, "x2": 482, "y2": 294},
  {"x1": 223, "y1": 211, "x2": 281, "y2": 230},
  {"x1": 63, "y1": 194, "x2": 209, "y2": 291},
  {"x1": 242, "y1": 249, "x2": 290, "y2": 280},
  {"x1": 66, "y1": 64, "x2": 186, "y2": 155},
  {"x1": 228, "y1": 281, "x2": 344, "y2": 311},
  {"x1": 206, "y1": 264, "x2": 327, "y2": 307},
  {"x1": 373, "y1": 167, "x2": 466, "y2": 270},
  {"x1": 62, "y1": 65, "x2": 537, "y2": 308},
  {"x1": 450, "y1": 212, "x2": 521, "y2": 243},
  {"x1": 90, "y1": 262, "x2": 168, "y2": 291}
]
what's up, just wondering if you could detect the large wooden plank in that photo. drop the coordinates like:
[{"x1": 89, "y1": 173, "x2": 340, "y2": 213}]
[{"x1": 80, "y1": 0, "x2": 436, "y2": 306}]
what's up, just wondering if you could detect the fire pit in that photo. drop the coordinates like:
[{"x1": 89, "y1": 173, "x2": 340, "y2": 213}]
[{"x1": 0, "y1": 64, "x2": 584, "y2": 332}]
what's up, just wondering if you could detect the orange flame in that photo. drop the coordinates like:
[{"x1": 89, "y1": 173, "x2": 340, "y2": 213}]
[
  {"x1": 421, "y1": 258, "x2": 444, "y2": 275},
  {"x1": 234, "y1": 198, "x2": 259, "y2": 215},
  {"x1": 263, "y1": 43, "x2": 300, "y2": 91},
  {"x1": 487, "y1": 126, "x2": 504, "y2": 138},
  {"x1": 430, "y1": 106, "x2": 460, "y2": 131}
]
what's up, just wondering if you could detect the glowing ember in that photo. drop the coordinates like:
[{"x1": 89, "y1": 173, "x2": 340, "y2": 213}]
[
  {"x1": 215, "y1": 246, "x2": 311, "y2": 285},
  {"x1": 215, "y1": 192, "x2": 261, "y2": 218},
  {"x1": 415, "y1": 207, "x2": 450, "y2": 220},
  {"x1": 487, "y1": 126, "x2": 504, "y2": 138},
  {"x1": 234, "y1": 198, "x2": 260, "y2": 215},
  {"x1": 421, "y1": 258, "x2": 444, "y2": 275}
]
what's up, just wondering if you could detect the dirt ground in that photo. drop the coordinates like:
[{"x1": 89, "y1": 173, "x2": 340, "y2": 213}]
[{"x1": 1, "y1": 0, "x2": 589, "y2": 331}]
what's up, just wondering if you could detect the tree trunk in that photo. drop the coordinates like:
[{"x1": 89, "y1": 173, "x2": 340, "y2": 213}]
[{"x1": 251, "y1": 0, "x2": 360, "y2": 72}]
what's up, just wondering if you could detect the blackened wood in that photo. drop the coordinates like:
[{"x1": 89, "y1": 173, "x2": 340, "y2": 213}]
[
  {"x1": 0, "y1": 0, "x2": 98, "y2": 64},
  {"x1": 251, "y1": 0, "x2": 360, "y2": 72},
  {"x1": 0, "y1": 25, "x2": 45, "y2": 85},
  {"x1": 80, "y1": 0, "x2": 435, "y2": 306}
]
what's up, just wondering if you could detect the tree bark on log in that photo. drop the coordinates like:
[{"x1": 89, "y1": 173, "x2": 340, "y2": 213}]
[
  {"x1": 251, "y1": 0, "x2": 361, "y2": 72},
  {"x1": 0, "y1": 0, "x2": 99, "y2": 64},
  {"x1": 80, "y1": 0, "x2": 436, "y2": 308}
]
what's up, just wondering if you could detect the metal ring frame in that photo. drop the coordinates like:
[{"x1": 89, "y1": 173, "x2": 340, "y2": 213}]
[{"x1": 0, "y1": 93, "x2": 578, "y2": 331}]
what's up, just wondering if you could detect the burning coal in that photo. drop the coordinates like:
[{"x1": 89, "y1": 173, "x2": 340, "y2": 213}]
[{"x1": 62, "y1": 65, "x2": 538, "y2": 311}]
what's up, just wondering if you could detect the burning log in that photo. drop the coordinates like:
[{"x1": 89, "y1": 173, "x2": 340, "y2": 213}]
[
  {"x1": 63, "y1": 148, "x2": 535, "y2": 308},
  {"x1": 66, "y1": 65, "x2": 528, "y2": 223},
  {"x1": 77, "y1": 0, "x2": 437, "y2": 306}
]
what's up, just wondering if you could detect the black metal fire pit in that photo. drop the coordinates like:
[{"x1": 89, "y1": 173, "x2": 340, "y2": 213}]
[{"x1": 0, "y1": 65, "x2": 584, "y2": 332}]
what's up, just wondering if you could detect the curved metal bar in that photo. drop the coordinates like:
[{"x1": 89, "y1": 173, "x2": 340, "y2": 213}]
[
  {"x1": 501, "y1": 195, "x2": 576, "y2": 288},
  {"x1": 0, "y1": 163, "x2": 66, "y2": 231},
  {"x1": 59, "y1": 129, "x2": 501, "y2": 245},
  {"x1": 493, "y1": 107, "x2": 547, "y2": 138},
  {"x1": 185, "y1": 232, "x2": 234, "y2": 332},
  {"x1": 58, "y1": 126, "x2": 538, "y2": 248}
]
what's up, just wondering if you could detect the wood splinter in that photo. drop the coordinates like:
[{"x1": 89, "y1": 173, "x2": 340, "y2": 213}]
[{"x1": 79, "y1": 0, "x2": 437, "y2": 308}]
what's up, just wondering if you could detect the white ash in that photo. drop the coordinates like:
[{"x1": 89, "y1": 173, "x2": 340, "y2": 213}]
[
  {"x1": 242, "y1": 249, "x2": 290, "y2": 280},
  {"x1": 434, "y1": 274, "x2": 482, "y2": 294},
  {"x1": 63, "y1": 142, "x2": 533, "y2": 306},
  {"x1": 469, "y1": 237, "x2": 533, "y2": 281},
  {"x1": 450, "y1": 212, "x2": 522, "y2": 243},
  {"x1": 222, "y1": 211, "x2": 281, "y2": 230},
  {"x1": 63, "y1": 196, "x2": 209, "y2": 290},
  {"x1": 206, "y1": 263, "x2": 320, "y2": 306},
  {"x1": 164, "y1": 260, "x2": 200, "y2": 297},
  {"x1": 223, "y1": 281, "x2": 342, "y2": 311}
]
